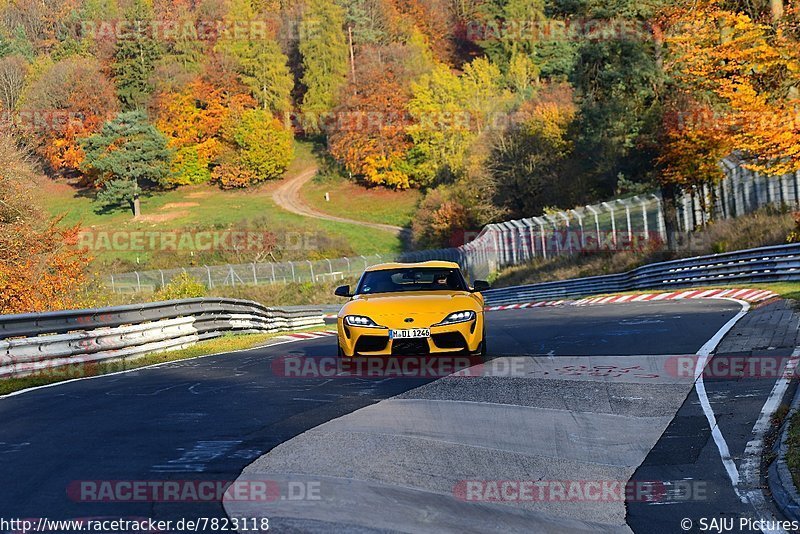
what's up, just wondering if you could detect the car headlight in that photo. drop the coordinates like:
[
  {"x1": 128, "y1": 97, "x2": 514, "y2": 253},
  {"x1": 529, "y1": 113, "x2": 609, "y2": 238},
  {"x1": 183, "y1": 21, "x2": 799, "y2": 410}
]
[
  {"x1": 436, "y1": 310, "x2": 476, "y2": 325},
  {"x1": 344, "y1": 315, "x2": 382, "y2": 328}
]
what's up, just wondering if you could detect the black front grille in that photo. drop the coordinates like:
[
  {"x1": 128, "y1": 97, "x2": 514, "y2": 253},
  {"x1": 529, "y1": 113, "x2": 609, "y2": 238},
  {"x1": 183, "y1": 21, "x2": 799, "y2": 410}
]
[
  {"x1": 354, "y1": 335, "x2": 389, "y2": 353},
  {"x1": 432, "y1": 332, "x2": 467, "y2": 350},
  {"x1": 391, "y1": 338, "x2": 430, "y2": 355}
]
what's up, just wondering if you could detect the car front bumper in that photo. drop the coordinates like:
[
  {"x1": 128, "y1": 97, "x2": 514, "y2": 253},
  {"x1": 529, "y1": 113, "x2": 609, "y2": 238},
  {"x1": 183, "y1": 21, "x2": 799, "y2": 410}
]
[{"x1": 337, "y1": 315, "x2": 484, "y2": 357}]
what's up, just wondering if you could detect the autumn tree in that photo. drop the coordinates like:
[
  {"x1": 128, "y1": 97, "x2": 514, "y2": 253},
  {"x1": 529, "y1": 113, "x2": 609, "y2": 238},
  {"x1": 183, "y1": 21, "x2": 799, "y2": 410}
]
[
  {"x1": 0, "y1": 133, "x2": 90, "y2": 313},
  {"x1": 157, "y1": 80, "x2": 256, "y2": 185},
  {"x1": 489, "y1": 83, "x2": 579, "y2": 217},
  {"x1": 19, "y1": 56, "x2": 118, "y2": 175},
  {"x1": 328, "y1": 44, "x2": 416, "y2": 188},
  {"x1": 299, "y1": 0, "x2": 349, "y2": 124},
  {"x1": 0, "y1": 54, "x2": 26, "y2": 111},
  {"x1": 112, "y1": 0, "x2": 162, "y2": 110},
  {"x1": 663, "y1": 0, "x2": 800, "y2": 177},
  {"x1": 212, "y1": 109, "x2": 293, "y2": 188},
  {"x1": 82, "y1": 111, "x2": 173, "y2": 217},
  {"x1": 407, "y1": 57, "x2": 512, "y2": 186},
  {"x1": 215, "y1": 0, "x2": 293, "y2": 113}
]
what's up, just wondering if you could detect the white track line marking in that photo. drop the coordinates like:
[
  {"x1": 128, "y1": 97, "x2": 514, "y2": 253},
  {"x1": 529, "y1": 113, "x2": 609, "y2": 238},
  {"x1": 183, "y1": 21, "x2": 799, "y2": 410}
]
[
  {"x1": 693, "y1": 300, "x2": 749, "y2": 495},
  {"x1": 692, "y1": 298, "x2": 787, "y2": 534},
  {"x1": 739, "y1": 348, "x2": 800, "y2": 534}
]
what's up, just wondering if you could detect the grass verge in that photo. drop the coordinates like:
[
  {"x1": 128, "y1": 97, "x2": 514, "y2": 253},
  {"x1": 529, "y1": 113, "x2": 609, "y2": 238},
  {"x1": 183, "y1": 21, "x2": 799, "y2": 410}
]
[
  {"x1": 301, "y1": 172, "x2": 420, "y2": 228},
  {"x1": 40, "y1": 141, "x2": 403, "y2": 269},
  {"x1": 0, "y1": 325, "x2": 333, "y2": 397}
]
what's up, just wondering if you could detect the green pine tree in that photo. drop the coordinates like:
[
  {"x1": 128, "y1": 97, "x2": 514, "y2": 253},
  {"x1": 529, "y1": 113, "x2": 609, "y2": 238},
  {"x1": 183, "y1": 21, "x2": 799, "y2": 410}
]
[{"x1": 81, "y1": 111, "x2": 174, "y2": 217}]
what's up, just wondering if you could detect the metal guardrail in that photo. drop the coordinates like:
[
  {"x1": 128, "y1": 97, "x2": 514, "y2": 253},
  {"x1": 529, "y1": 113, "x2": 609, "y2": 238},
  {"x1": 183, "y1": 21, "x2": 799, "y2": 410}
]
[
  {"x1": 482, "y1": 243, "x2": 800, "y2": 306},
  {"x1": 0, "y1": 298, "x2": 324, "y2": 378}
]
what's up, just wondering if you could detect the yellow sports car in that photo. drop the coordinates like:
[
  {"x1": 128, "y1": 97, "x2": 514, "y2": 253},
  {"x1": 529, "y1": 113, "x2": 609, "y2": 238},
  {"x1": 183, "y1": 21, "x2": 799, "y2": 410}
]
[{"x1": 334, "y1": 261, "x2": 490, "y2": 357}]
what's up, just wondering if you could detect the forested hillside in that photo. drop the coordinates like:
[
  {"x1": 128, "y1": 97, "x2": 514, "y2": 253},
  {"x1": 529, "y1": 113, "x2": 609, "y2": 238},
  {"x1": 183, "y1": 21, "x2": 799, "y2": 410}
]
[{"x1": 1, "y1": 0, "x2": 799, "y2": 311}]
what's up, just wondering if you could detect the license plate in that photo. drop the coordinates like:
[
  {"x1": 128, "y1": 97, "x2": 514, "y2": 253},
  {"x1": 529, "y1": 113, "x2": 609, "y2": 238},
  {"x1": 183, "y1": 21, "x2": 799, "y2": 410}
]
[{"x1": 390, "y1": 328, "x2": 431, "y2": 339}]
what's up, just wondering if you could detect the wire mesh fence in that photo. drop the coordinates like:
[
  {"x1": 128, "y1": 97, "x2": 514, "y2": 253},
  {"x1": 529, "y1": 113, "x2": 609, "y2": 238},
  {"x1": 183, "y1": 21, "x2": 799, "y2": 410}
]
[{"x1": 109, "y1": 159, "x2": 800, "y2": 293}]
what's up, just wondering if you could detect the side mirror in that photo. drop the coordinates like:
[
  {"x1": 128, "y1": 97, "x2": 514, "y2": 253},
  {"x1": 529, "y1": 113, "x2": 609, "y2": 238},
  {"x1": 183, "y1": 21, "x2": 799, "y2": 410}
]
[
  {"x1": 335, "y1": 285, "x2": 352, "y2": 297},
  {"x1": 472, "y1": 280, "x2": 490, "y2": 292}
]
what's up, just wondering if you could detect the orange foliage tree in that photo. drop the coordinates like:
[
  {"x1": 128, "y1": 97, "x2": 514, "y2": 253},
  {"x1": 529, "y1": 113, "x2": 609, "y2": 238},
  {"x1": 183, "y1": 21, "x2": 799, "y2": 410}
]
[
  {"x1": 20, "y1": 57, "x2": 118, "y2": 177},
  {"x1": 156, "y1": 80, "x2": 256, "y2": 185},
  {"x1": 328, "y1": 49, "x2": 413, "y2": 188},
  {"x1": 662, "y1": 0, "x2": 800, "y2": 177},
  {"x1": 0, "y1": 135, "x2": 91, "y2": 313}
]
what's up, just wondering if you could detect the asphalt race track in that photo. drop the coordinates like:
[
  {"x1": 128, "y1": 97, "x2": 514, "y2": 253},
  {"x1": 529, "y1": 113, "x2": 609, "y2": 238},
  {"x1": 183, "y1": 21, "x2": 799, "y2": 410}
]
[{"x1": 0, "y1": 299, "x2": 791, "y2": 532}]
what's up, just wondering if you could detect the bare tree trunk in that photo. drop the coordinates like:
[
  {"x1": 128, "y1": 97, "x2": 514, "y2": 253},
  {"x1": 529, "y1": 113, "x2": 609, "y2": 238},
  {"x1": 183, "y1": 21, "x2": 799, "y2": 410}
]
[{"x1": 348, "y1": 25, "x2": 357, "y2": 95}]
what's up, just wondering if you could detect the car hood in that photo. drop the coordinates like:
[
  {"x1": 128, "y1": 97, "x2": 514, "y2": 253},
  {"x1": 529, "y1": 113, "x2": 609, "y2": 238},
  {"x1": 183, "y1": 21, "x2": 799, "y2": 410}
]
[{"x1": 341, "y1": 291, "x2": 483, "y2": 321}]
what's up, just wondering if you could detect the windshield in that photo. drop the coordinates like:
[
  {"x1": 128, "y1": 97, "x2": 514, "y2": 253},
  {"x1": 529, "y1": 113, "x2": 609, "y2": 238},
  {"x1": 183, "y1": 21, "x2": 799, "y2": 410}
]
[{"x1": 356, "y1": 268, "x2": 468, "y2": 294}]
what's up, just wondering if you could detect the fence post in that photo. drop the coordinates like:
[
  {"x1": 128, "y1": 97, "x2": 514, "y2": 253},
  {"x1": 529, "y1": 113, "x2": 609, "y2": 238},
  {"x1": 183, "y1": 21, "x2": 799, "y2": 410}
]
[
  {"x1": 558, "y1": 212, "x2": 572, "y2": 254},
  {"x1": 571, "y1": 210, "x2": 585, "y2": 250},
  {"x1": 344, "y1": 256, "x2": 351, "y2": 272},
  {"x1": 795, "y1": 170, "x2": 800, "y2": 207},
  {"x1": 602, "y1": 202, "x2": 617, "y2": 247},
  {"x1": 252, "y1": 263, "x2": 258, "y2": 285},
  {"x1": 637, "y1": 197, "x2": 649, "y2": 240},
  {"x1": 618, "y1": 199, "x2": 632, "y2": 243},
  {"x1": 271, "y1": 263, "x2": 276, "y2": 283},
  {"x1": 780, "y1": 173, "x2": 789, "y2": 207},
  {"x1": 159, "y1": 269, "x2": 165, "y2": 288},
  {"x1": 586, "y1": 205, "x2": 600, "y2": 248},
  {"x1": 135, "y1": 271, "x2": 141, "y2": 292},
  {"x1": 360, "y1": 255, "x2": 368, "y2": 270},
  {"x1": 290, "y1": 261, "x2": 296, "y2": 282},
  {"x1": 307, "y1": 260, "x2": 315, "y2": 282},
  {"x1": 110, "y1": 274, "x2": 115, "y2": 293},
  {"x1": 652, "y1": 194, "x2": 666, "y2": 241},
  {"x1": 205, "y1": 265, "x2": 212, "y2": 288}
]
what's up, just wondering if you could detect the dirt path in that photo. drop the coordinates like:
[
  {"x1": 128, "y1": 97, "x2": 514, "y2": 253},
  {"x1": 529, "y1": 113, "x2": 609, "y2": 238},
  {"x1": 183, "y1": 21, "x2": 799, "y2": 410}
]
[{"x1": 272, "y1": 166, "x2": 410, "y2": 238}]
